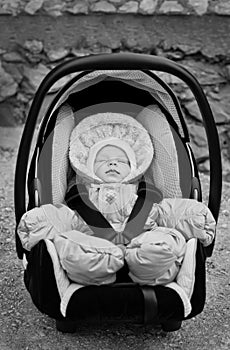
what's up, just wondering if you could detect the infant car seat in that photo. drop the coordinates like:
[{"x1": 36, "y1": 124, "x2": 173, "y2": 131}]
[{"x1": 14, "y1": 53, "x2": 222, "y2": 332}]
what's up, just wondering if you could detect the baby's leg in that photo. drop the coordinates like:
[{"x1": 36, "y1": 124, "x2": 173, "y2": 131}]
[
  {"x1": 125, "y1": 228, "x2": 186, "y2": 286},
  {"x1": 54, "y1": 230, "x2": 124, "y2": 285}
]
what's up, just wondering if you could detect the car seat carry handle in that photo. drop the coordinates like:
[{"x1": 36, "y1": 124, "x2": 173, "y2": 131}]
[
  {"x1": 123, "y1": 179, "x2": 163, "y2": 241},
  {"x1": 65, "y1": 183, "x2": 117, "y2": 241},
  {"x1": 15, "y1": 53, "x2": 222, "y2": 260}
]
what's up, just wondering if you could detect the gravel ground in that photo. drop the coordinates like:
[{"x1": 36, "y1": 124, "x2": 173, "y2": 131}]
[{"x1": 0, "y1": 126, "x2": 230, "y2": 350}]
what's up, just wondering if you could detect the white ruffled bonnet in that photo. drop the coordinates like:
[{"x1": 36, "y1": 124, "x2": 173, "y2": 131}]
[{"x1": 69, "y1": 113, "x2": 154, "y2": 183}]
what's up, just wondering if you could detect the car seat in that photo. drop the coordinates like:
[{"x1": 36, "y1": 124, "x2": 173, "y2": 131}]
[{"x1": 14, "y1": 53, "x2": 222, "y2": 332}]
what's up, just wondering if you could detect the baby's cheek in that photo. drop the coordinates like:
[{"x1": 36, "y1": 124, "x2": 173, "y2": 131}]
[{"x1": 124, "y1": 164, "x2": 131, "y2": 173}]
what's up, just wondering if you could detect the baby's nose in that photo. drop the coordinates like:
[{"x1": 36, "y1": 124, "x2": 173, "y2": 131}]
[{"x1": 108, "y1": 160, "x2": 117, "y2": 166}]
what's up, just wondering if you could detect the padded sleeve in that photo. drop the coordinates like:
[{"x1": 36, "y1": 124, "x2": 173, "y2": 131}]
[
  {"x1": 17, "y1": 204, "x2": 79, "y2": 251},
  {"x1": 156, "y1": 198, "x2": 216, "y2": 246}
]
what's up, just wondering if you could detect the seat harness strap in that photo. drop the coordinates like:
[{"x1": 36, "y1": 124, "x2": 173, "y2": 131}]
[
  {"x1": 122, "y1": 179, "x2": 162, "y2": 241},
  {"x1": 65, "y1": 183, "x2": 117, "y2": 241},
  {"x1": 65, "y1": 177, "x2": 163, "y2": 242},
  {"x1": 140, "y1": 286, "x2": 159, "y2": 324}
]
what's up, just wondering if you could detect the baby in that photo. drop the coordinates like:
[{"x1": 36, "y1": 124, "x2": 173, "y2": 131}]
[
  {"x1": 89, "y1": 142, "x2": 186, "y2": 283},
  {"x1": 94, "y1": 145, "x2": 131, "y2": 183},
  {"x1": 18, "y1": 112, "x2": 216, "y2": 288}
]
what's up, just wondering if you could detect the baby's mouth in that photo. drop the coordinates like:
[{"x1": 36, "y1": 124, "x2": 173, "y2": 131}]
[{"x1": 106, "y1": 169, "x2": 120, "y2": 175}]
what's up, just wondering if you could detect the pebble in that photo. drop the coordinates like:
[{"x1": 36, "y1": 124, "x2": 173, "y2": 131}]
[
  {"x1": 5, "y1": 207, "x2": 12, "y2": 212},
  {"x1": 220, "y1": 224, "x2": 228, "y2": 229}
]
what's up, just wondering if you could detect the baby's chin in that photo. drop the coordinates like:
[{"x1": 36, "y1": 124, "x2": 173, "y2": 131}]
[
  {"x1": 103, "y1": 174, "x2": 124, "y2": 183},
  {"x1": 97, "y1": 171, "x2": 127, "y2": 183}
]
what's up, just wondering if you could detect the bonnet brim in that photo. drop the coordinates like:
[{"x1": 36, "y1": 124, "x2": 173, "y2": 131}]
[{"x1": 69, "y1": 112, "x2": 154, "y2": 184}]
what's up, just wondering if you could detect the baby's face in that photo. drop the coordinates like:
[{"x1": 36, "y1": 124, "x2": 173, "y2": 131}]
[{"x1": 94, "y1": 145, "x2": 131, "y2": 183}]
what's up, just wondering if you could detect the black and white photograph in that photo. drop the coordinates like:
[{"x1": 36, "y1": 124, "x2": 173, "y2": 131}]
[{"x1": 0, "y1": 0, "x2": 229, "y2": 349}]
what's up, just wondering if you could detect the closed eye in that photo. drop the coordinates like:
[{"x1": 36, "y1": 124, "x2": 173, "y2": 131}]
[
  {"x1": 95, "y1": 159, "x2": 106, "y2": 164},
  {"x1": 118, "y1": 159, "x2": 129, "y2": 164},
  {"x1": 95, "y1": 158, "x2": 130, "y2": 166}
]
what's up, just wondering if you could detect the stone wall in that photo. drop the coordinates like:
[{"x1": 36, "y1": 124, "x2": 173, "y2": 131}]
[
  {"x1": 1, "y1": 0, "x2": 230, "y2": 16},
  {"x1": 0, "y1": 0, "x2": 230, "y2": 180}
]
